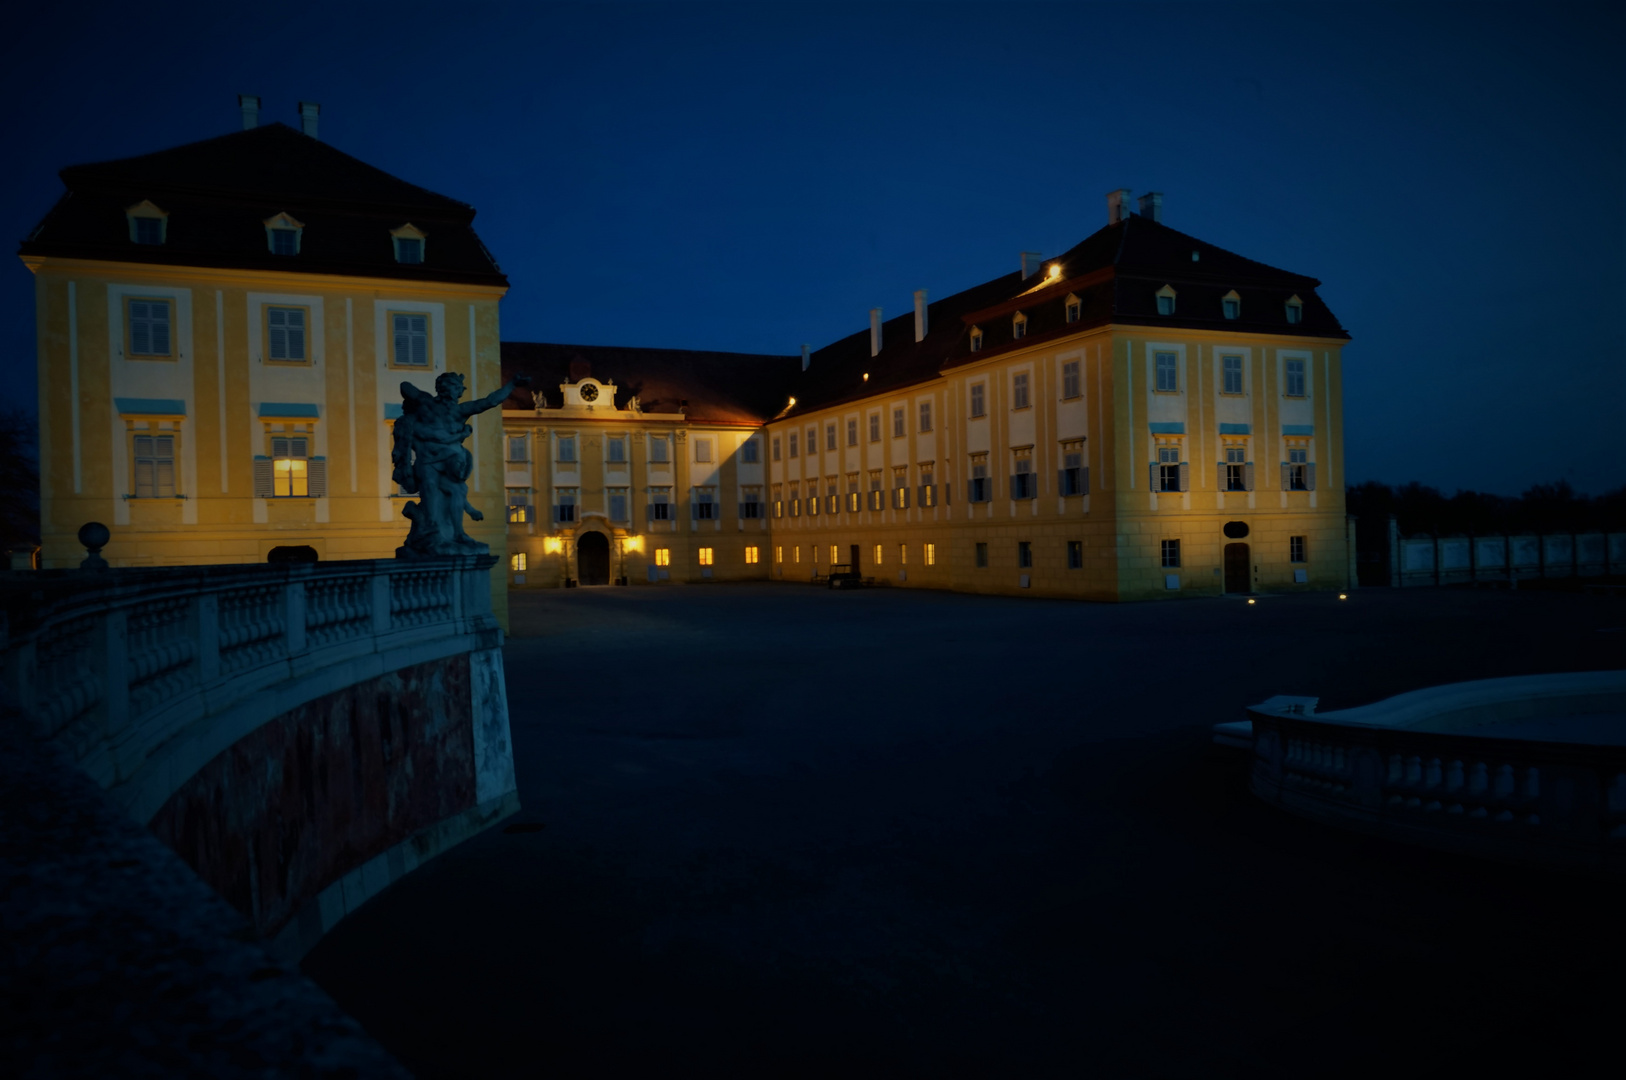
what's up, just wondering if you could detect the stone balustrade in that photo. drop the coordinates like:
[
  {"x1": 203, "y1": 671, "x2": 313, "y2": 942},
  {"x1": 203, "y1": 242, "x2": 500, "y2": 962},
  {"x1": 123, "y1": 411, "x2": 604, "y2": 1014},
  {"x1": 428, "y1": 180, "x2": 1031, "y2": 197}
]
[{"x1": 1242, "y1": 671, "x2": 1626, "y2": 876}]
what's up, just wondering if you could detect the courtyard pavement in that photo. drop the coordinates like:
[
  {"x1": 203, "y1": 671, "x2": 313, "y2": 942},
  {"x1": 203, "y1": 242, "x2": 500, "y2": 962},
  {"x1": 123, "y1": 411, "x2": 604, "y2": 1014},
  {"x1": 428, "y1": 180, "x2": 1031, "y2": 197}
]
[{"x1": 303, "y1": 584, "x2": 1626, "y2": 1078}]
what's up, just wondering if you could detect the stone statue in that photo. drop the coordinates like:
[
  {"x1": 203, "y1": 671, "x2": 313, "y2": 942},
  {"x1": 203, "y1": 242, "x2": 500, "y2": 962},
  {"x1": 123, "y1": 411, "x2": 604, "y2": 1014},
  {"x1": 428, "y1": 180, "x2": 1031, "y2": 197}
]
[{"x1": 392, "y1": 371, "x2": 530, "y2": 559}]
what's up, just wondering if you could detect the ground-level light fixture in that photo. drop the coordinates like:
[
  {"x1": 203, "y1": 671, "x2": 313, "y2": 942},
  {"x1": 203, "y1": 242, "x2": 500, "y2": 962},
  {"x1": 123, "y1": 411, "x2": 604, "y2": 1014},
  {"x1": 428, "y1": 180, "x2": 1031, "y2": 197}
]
[
  {"x1": 1247, "y1": 598, "x2": 1256, "y2": 605},
  {"x1": 1339, "y1": 593, "x2": 1347, "y2": 600}
]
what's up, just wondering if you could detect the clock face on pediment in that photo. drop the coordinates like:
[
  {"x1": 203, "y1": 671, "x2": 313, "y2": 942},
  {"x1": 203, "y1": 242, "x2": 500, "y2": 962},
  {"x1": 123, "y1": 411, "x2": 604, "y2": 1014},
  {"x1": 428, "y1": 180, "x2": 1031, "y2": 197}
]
[{"x1": 578, "y1": 381, "x2": 599, "y2": 402}]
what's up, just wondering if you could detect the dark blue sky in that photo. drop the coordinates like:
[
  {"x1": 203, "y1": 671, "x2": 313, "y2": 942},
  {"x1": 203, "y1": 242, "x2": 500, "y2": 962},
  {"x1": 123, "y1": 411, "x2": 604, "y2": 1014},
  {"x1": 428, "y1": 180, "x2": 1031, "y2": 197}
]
[{"x1": 4, "y1": 1, "x2": 1621, "y2": 494}]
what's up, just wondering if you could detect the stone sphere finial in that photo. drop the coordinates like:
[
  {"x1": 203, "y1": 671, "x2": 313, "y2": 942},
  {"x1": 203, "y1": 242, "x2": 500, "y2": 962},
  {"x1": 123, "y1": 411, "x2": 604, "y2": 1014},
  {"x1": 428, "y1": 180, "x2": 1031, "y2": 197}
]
[{"x1": 78, "y1": 522, "x2": 110, "y2": 571}]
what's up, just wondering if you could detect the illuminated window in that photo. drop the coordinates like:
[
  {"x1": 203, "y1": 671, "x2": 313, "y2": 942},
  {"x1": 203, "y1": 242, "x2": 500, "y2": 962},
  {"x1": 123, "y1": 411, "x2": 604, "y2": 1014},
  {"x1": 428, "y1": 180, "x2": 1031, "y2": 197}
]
[
  {"x1": 1067, "y1": 540, "x2": 1082, "y2": 569},
  {"x1": 868, "y1": 472, "x2": 884, "y2": 511},
  {"x1": 272, "y1": 436, "x2": 308, "y2": 497},
  {"x1": 126, "y1": 298, "x2": 174, "y2": 358},
  {"x1": 975, "y1": 542, "x2": 988, "y2": 568},
  {"x1": 775, "y1": 545, "x2": 783, "y2": 564},
  {"x1": 794, "y1": 546, "x2": 801, "y2": 563},
  {"x1": 873, "y1": 544, "x2": 883, "y2": 565},
  {"x1": 510, "y1": 552, "x2": 527, "y2": 571},
  {"x1": 698, "y1": 547, "x2": 714, "y2": 566},
  {"x1": 1222, "y1": 355, "x2": 1244, "y2": 394},
  {"x1": 1012, "y1": 372, "x2": 1030, "y2": 409},
  {"x1": 1062, "y1": 360, "x2": 1080, "y2": 400},
  {"x1": 1017, "y1": 541, "x2": 1032, "y2": 568},
  {"x1": 1290, "y1": 536, "x2": 1307, "y2": 563},
  {"x1": 266, "y1": 306, "x2": 307, "y2": 363},
  {"x1": 788, "y1": 484, "x2": 800, "y2": 517},
  {"x1": 970, "y1": 383, "x2": 986, "y2": 418},
  {"x1": 893, "y1": 408, "x2": 905, "y2": 438},
  {"x1": 846, "y1": 476, "x2": 861, "y2": 513},
  {"x1": 918, "y1": 464, "x2": 937, "y2": 508},
  {"x1": 506, "y1": 489, "x2": 532, "y2": 523},
  {"x1": 745, "y1": 546, "x2": 759, "y2": 564},
  {"x1": 892, "y1": 467, "x2": 910, "y2": 509},
  {"x1": 830, "y1": 545, "x2": 839, "y2": 565},
  {"x1": 899, "y1": 543, "x2": 907, "y2": 565},
  {"x1": 1285, "y1": 358, "x2": 1307, "y2": 397},
  {"x1": 925, "y1": 543, "x2": 936, "y2": 566},
  {"x1": 391, "y1": 313, "x2": 429, "y2": 367},
  {"x1": 1161, "y1": 539, "x2": 1181, "y2": 568},
  {"x1": 655, "y1": 548, "x2": 671, "y2": 566},
  {"x1": 133, "y1": 434, "x2": 176, "y2": 498},
  {"x1": 1155, "y1": 352, "x2": 1178, "y2": 392}
]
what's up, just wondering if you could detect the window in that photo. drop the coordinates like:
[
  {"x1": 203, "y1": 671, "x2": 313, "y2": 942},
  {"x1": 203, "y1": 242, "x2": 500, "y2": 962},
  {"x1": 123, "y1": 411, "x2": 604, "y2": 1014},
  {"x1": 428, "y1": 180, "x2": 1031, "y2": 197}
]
[
  {"x1": 847, "y1": 419, "x2": 858, "y2": 447},
  {"x1": 1013, "y1": 313, "x2": 1027, "y2": 340},
  {"x1": 1067, "y1": 540, "x2": 1083, "y2": 569},
  {"x1": 826, "y1": 424, "x2": 837, "y2": 451},
  {"x1": 649, "y1": 487, "x2": 672, "y2": 521},
  {"x1": 788, "y1": 431, "x2": 799, "y2": 458},
  {"x1": 893, "y1": 408, "x2": 905, "y2": 438},
  {"x1": 607, "y1": 437, "x2": 627, "y2": 464},
  {"x1": 1066, "y1": 296, "x2": 1081, "y2": 323},
  {"x1": 806, "y1": 428, "x2": 817, "y2": 458},
  {"x1": 1011, "y1": 450, "x2": 1036, "y2": 499},
  {"x1": 1224, "y1": 447, "x2": 1249, "y2": 492},
  {"x1": 1290, "y1": 536, "x2": 1307, "y2": 563},
  {"x1": 510, "y1": 552, "x2": 527, "y2": 572},
  {"x1": 1012, "y1": 372, "x2": 1030, "y2": 409},
  {"x1": 609, "y1": 488, "x2": 629, "y2": 522},
  {"x1": 899, "y1": 543, "x2": 907, "y2": 565},
  {"x1": 970, "y1": 326, "x2": 984, "y2": 352},
  {"x1": 1062, "y1": 360, "x2": 1080, "y2": 400},
  {"x1": 970, "y1": 383, "x2": 986, "y2": 418},
  {"x1": 1286, "y1": 296, "x2": 1304, "y2": 325},
  {"x1": 133, "y1": 434, "x2": 176, "y2": 497},
  {"x1": 698, "y1": 548, "x2": 714, "y2": 567},
  {"x1": 655, "y1": 548, "x2": 671, "y2": 567},
  {"x1": 694, "y1": 438, "x2": 713, "y2": 463},
  {"x1": 830, "y1": 545, "x2": 840, "y2": 565},
  {"x1": 788, "y1": 484, "x2": 801, "y2": 517},
  {"x1": 846, "y1": 476, "x2": 861, "y2": 513},
  {"x1": 271, "y1": 436, "x2": 308, "y2": 497},
  {"x1": 869, "y1": 413, "x2": 881, "y2": 443},
  {"x1": 873, "y1": 544, "x2": 883, "y2": 566},
  {"x1": 1285, "y1": 358, "x2": 1306, "y2": 397},
  {"x1": 391, "y1": 225, "x2": 427, "y2": 264},
  {"x1": 868, "y1": 472, "x2": 884, "y2": 511},
  {"x1": 1157, "y1": 446, "x2": 1184, "y2": 493},
  {"x1": 1156, "y1": 285, "x2": 1176, "y2": 316},
  {"x1": 271, "y1": 228, "x2": 298, "y2": 256},
  {"x1": 742, "y1": 487, "x2": 763, "y2": 518},
  {"x1": 557, "y1": 435, "x2": 577, "y2": 463},
  {"x1": 1017, "y1": 541, "x2": 1032, "y2": 568},
  {"x1": 925, "y1": 543, "x2": 936, "y2": 566},
  {"x1": 127, "y1": 298, "x2": 173, "y2": 358},
  {"x1": 1155, "y1": 352, "x2": 1178, "y2": 392},
  {"x1": 775, "y1": 546, "x2": 783, "y2": 564},
  {"x1": 1161, "y1": 539, "x2": 1181, "y2": 568},
  {"x1": 506, "y1": 488, "x2": 532, "y2": 523},
  {"x1": 1287, "y1": 447, "x2": 1310, "y2": 491},
  {"x1": 650, "y1": 436, "x2": 670, "y2": 464},
  {"x1": 826, "y1": 482, "x2": 838, "y2": 514},
  {"x1": 554, "y1": 488, "x2": 577, "y2": 522},
  {"x1": 918, "y1": 464, "x2": 937, "y2": 508},
  {"x1": 693, "y1": 486, "x2": 718, "y2": 519},
  {"x1": 772, "y1": 437, "x2": 781, "y2": 462},
  {"x1": 1060, "y1": 440, "x2": 1086, "y2": 496},
  {"x1": 741, "y1": 438, "x2": 759, "y2": 464},
  {"x1": 506, "y1": 434, "x2": 528, "y2": 462},
  {"x1": 918, "y1": 401, "x2": 932, "y2": 432},
  {"x1": 892, "y1": 467, "x2": 910, "y2": 509},
  {"x1": 969, "y1": 454, "x2": 990, "y2": 502},
  {"x1": 975, "y1": 542, "x2": 988, "y2": 568},
  {"x1": 266, "y1": 306, "x2": 308, "y2": 363},
  {"x1": 391, "y1": 313, "x2": 429, "y2": 367},
  {"x1": 1222, "y1": 355, "x2": 1244, "y2": 395},
  {"x1": 746, "y1": 546, "x2": 760, "y2": 565},
  {"x1": 1223, "y1": 292, "x2": 1241, "y2": 320},
  {"x1": 127, "y1": 201, "x2": 167, "y2": 245}
]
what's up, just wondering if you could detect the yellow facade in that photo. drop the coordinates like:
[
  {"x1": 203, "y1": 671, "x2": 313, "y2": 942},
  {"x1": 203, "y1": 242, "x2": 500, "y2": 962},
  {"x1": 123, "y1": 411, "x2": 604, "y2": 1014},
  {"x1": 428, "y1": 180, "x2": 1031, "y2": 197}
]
[
  {"x1": 765, "y1": 326, "x2": 1349, "y2": 601},
  {"x1": 26, "y1": 256, "x2": 511, "y2": 621}
]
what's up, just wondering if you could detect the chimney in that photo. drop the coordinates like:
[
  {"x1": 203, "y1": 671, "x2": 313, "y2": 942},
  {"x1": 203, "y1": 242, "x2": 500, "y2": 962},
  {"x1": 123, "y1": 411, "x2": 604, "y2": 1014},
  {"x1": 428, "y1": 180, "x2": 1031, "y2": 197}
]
[
  {"x1": 801, "y1": 343, "x2": 811, "y2": 371},
  {"x1": 238, "y1": 94, "x2": 260, "y2": 130},
  {"x1": 1020, "y1": 252, "x2": 1044, "y2": 279},
  {"x1": 1137, "y1": 191, "x2": 1163, "y2": 223},
  {"x1": 298, "y1": 101, "x2": 321, "y2": 140},
  {"x1": 1107, "y1": 188, "x2": 1133, "y2": 225},
  {"x1": 914, "y1": 290, "x2": 928, "y2": 342}
]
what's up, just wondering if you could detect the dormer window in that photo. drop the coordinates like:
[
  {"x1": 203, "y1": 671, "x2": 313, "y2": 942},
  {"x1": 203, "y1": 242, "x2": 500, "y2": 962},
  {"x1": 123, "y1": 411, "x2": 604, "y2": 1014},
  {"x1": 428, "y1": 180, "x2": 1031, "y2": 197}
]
[
  {"x1": 1065, "y1": 293, "x2": 1081, "y2": 323},
  {"x1": 126, "y1": 200, "x2": 168, "y2": 245},
  {"x1": 1222, "y1": 290, "x2": 1241, "y2": 320},
  {"x1": 1012, "y1": 312, "x2": 1028, "y2": 340},
  {"x1": 1285, "y1": 294, "x2": 1304, "y2": 325},
  {"x1": 970, "y1": 326, "x2": 984, "y2": 352},
  {"x1": 1156, "y1": 285, "x2": 1177, "y2": 316},
  {"x1": 264, "y1": 212, "x2": 304, "y2": 256},
  {"x1": 390, "y1": 223, "x2": 427, "y2": 264}
]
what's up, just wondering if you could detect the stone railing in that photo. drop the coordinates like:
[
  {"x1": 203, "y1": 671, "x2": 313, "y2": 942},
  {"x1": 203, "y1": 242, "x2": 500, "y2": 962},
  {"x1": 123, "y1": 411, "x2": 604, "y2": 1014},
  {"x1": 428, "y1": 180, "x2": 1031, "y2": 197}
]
[
  {"x1": 1242, "y1": 671, "x2": 1626, "y2": 876},
  {"x1": 2, "y1": 557, "x2": 504, "y2": 825},
  {"x1": 1390, "y1": 528, "x2": 1626, "y2": 588}
]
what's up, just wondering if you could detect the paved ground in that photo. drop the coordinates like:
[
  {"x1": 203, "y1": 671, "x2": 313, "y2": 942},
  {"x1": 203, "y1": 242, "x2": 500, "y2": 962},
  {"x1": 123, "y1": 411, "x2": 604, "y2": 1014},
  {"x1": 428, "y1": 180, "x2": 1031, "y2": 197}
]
[{"x1": 303, "y1": 584, "x2": 1626, "y2": 1078}]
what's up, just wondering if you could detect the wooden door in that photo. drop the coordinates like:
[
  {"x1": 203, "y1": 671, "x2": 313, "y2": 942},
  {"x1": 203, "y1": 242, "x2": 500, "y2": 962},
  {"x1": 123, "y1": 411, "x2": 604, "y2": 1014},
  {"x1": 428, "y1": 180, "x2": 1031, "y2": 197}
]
[{"x1": 1224, "y1": 542, "x2": 1251, "y2": 594}]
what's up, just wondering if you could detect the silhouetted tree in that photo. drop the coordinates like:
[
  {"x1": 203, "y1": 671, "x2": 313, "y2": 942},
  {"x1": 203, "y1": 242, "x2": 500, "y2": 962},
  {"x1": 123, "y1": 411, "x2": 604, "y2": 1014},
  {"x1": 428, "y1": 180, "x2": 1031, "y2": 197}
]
[{"x1": 0, "y1": 409, "x2": 39, "y2": 551}]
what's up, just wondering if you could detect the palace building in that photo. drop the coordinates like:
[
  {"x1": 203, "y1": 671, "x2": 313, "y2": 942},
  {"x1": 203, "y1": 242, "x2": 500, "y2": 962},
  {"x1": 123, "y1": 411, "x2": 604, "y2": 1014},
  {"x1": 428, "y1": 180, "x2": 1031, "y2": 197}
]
[
  {"x1": 502, "y1": 190, "x2": 1351, "y2": 600},
  {"x1": 20, "y1": 98, "x2": 512, "y2": 617}
]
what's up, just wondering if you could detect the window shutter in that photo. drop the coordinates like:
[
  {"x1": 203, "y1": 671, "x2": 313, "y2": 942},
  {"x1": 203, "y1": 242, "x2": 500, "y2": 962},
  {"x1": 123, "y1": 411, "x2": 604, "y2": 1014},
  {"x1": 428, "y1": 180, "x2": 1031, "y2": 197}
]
[
  {"x1": 1280, "y1": 462, "x2": 1289, "y2": 490},
  {"x1": 308, "y1": 458, "x2": 327, "y2": 498},
  {"x1": 646, "y1": 504, "x2": 656, "y2": 524},
  {"x1": 1081, "y1": 466, "x2": 1089, "y2": 495},
  {"x1": 691, "y1": 499, "x2": 700, "y2": 520},
  {"x1": 1178, "y1": 462, "x2": 1189, "y2": 492},
  {"x1": 1218, "y1": 462, "x2": 1227, "y2": 491},
  {"x1": 1057, "y1": 469, "x2": 1067, "y2": 495},
  {"x1": 1010, "y1": 475, "x2": 1019, "y2": 498},
  {"x1": 253, "y1": 457, "x2": 274, "y2": 498},
  {"x1": 1307, "y1": 462, "x2": 1317, "y2": 491},
  {"x1": 968, "y1": 480, "x2": 975, "y2": 503},
  {"x1": 1244, "y1": 462, "x2": 1254, "y2": 491},
  {"x1": 1150, "y1": 463, "x2": 1158, "y2": 491}
]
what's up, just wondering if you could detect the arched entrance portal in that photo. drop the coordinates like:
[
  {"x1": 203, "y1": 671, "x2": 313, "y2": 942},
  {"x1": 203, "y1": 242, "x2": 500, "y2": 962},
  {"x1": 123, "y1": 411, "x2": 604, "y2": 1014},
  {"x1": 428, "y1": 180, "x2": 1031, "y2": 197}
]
[
  {"x1": 1223, "y1": 542, "x2": 1251, "y2": 594},
  {"x1": 577, "y1": 532, "x2": 610, "y2": 586}
]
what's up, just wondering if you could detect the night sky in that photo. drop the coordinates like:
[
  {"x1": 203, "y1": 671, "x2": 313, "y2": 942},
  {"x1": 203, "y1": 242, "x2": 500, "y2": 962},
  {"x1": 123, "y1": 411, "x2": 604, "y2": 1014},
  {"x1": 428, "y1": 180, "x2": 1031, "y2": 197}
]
[{"x1": 3, "y1": 1, "x2": 1621, "y2": 494}]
